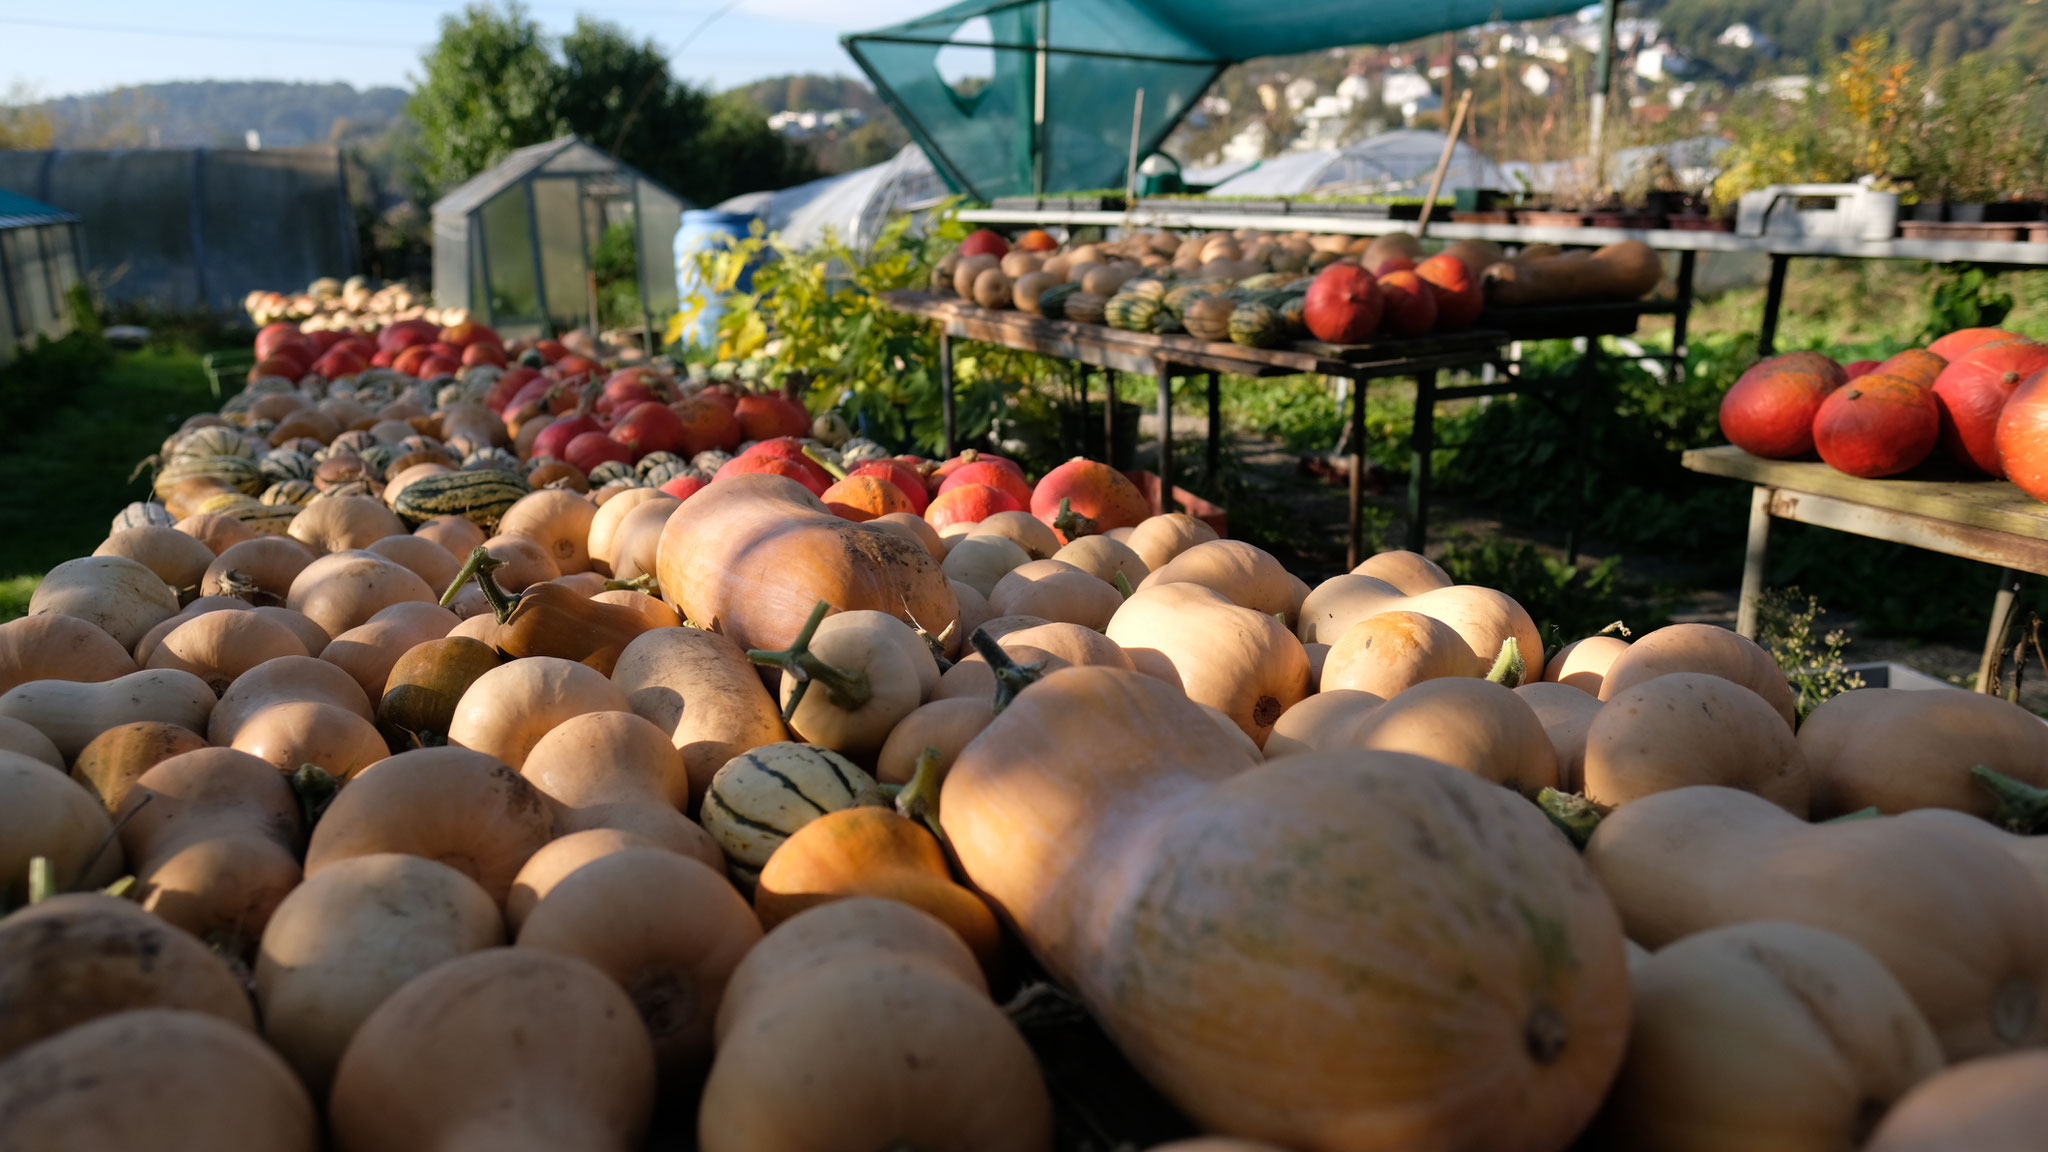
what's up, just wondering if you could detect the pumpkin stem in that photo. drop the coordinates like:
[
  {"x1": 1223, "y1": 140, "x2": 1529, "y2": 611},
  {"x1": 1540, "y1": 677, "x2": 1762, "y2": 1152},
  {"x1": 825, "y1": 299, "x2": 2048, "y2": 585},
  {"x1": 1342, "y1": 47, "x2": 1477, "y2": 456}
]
[
  {"x1": 216, "y1": 569, "x2": 261, "y2": 603},
  {"x1": 1052, "y1": 497, "x2": 1098, "y2": 540},
  {"x1": 1113, "y1": 570, "x2": 1136, "y2": 599},
  {"x1": 1536, "y1": 788, "x2": 1601, "y2": 849},
  {"x1": 25, "y1": 857, "x2": 54, "y2": 905},
  {"x1": 101, "y1": 876, "x2": 136, "y2": 899},
  {"x1": 800, "y1": 444, "x2": 848, "y2": 481},
  {"x1": 444, "y1": 546, "x2": 520, "y2": 624},
  {"x1": 900, "y1": 599, "x2": 956, "y2": 671},
  {"x1": 747, "y1": 600, "x2": 870, "y2": 719},
  {"x1": 291, "y1": 763, "x2": 343, "y2": 833},
  {"x1": 968, "y1": 627, "x2": 1046, "y2": 714},
  {"x1": 1822, "y1": 806, "x2": 1882, "y2": 823},
  {"x1": 895, "y1": 746, "x2": 948, "y2": 842},
  {"x1": 1486, "y1": 637, "x2": 1526, "y2": 688},
  {"x1": 1596, "y1": 619, "x2": 1633, "y2": 638},
  {"x1": 602, "y1": 573, "x2": 660, "y2": 595},
  {"x1": 1972, "y1": 765, "x2": 2048, "y2": 834}
]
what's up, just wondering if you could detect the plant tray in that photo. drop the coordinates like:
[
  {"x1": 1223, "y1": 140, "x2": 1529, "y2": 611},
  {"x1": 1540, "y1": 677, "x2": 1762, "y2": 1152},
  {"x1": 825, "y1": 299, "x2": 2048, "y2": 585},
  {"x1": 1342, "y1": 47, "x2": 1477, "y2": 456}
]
[
  {"x1": 1665, "y1": 215, "x2": 1735, "y2": 232},
  {"x1": 2032, "y1": 225, "x2": 2048, "y2": 244},
  {"x1": 1900, "y1": 221, "x2": 2025, "y2": 242},
  {"x1": 1518, "y1": 210, "x2": 1588, "y2": 227},
  {"x1": 1587, "y1": 213, "x2": 1665, "y2": 229},
  {"x1": 1451, "y1": 210, "x2": 1514, "y2": 224}
]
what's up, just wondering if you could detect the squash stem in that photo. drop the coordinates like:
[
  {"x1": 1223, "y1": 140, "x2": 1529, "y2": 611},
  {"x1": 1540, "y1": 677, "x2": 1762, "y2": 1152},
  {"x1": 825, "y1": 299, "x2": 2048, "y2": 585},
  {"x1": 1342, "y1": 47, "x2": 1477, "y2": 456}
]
[
  {"x1": 895, "y1": 746, "x2": 947, "y2": 843},
  {"x1": 26, "y1": 857, "x2": 54, "y2": 905},
  {"x1": 456, "y1": 547, "x2": 521, "y2": 625},
  {"x1": 968, "y1": 627, "x2": 1046, "y2": 715},
  {"x1": 1051, "y1": 497, "x2": 1098, "y2": 541},
  {"x1": 1486, "y1": 637, "x2": 1526, "y2": 688},
  {"x1": 602, "y1": 573, "x2": 660, "y2": 595},
  {"x1": 439, "y1": 545, "x2": 490, "y2": 607},
  {"x1": 1536, "y1": 788, "x2": 1601, "y2": 849},
  {"x1": 1113, "y1": 570, "x2": 1136, "y2": 599},
  {"x1": 101, "y1": 876, "x2": 137, "y2": 899},
  {"x1": 1822, "y1": 806, "x2": 1882, "y2": 823},
  {"x1": 800, "y1": 445, "x2": 848, "y2": 481},
  {"x1": 747, "y1": 600, "x2": 870, "y2": 719},
  {"x1": 1972, "y1": 765, "x2": 2048, "y2": 834},
  {"x1": 291, "y1": 763, "x2": 343, "y2": 833}
]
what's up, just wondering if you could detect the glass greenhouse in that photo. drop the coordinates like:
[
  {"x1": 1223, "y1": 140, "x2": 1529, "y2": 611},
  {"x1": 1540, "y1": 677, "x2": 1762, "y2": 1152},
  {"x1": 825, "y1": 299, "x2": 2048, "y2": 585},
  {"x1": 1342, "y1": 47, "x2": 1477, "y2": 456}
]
[
  {"x1": 1203, "y1": 131, "x2": 1510, "y2": 198},
  {"x1": 0, "y1": 189, "x2": 84, "y2": 366},
  {"x1": 431, "y1": 136, "x2": 686, "y2": 340}
]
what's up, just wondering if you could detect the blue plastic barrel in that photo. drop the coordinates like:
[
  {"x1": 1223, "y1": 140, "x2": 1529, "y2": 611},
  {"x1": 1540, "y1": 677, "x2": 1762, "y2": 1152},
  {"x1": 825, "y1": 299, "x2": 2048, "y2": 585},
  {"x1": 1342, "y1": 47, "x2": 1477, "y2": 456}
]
[{"x1": 674, "y1": 210, "x2": 759, "y2": 349}]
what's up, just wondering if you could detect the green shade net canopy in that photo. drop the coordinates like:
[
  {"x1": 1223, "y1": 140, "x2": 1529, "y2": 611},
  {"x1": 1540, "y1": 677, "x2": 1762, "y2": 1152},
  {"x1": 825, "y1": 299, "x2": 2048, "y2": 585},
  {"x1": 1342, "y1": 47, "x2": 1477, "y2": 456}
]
[{"x1": 844, "y1": 0, "x2": 1592, "y2": 200}]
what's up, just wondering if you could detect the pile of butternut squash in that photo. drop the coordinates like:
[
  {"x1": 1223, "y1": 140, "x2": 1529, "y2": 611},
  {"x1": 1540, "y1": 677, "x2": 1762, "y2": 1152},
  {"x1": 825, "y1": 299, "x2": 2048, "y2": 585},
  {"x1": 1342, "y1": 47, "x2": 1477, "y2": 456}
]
[{"x1": 6, "y1": 363, "x2": 2048, "y2": 1152}]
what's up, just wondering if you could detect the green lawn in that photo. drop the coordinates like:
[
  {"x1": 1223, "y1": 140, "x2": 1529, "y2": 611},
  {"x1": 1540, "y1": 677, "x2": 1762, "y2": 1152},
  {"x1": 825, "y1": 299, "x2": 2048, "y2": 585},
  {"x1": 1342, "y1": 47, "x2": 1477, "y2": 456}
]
[{"x1": 0, "y1": 348, "x2": 215, "y2": 620}]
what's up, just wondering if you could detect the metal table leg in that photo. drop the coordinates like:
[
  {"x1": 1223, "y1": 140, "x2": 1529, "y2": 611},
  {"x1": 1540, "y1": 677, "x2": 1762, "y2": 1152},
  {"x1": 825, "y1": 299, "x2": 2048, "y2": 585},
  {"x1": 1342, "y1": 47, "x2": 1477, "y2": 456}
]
[
  {"x1": 1672, "y1": 249, "x2": 1696, "y2": 385},
  {"x1": 1347, "y1": 371, "x2": 1367, "y2": 568},
  {"x1": 939, "y1": 332, "x2": 956, "y2": 458},
  {"x1": 1757, "y1": 254, "x2": 1790, "y2": 358},
  {"x1": 1976, "y1": 568, "x2": 2027, "y2": 693},
  {"x1": 1735, "y1": 486, "x2": 1773, "y2": 638},
  {"x1": 1156, "y1": 359, "x2": 1173, "y2": 513},
  {"x1": 1205, "y1": 371, "x2": 1221, "y2": 482},
  {"x1": 1405, "y1": 371, "x2": 1437, "y2": 553}
]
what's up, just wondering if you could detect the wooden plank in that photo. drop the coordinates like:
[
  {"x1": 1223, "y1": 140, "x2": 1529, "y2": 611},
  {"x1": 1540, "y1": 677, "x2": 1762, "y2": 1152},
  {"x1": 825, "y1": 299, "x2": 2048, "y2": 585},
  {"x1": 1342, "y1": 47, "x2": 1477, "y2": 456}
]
[
  {"x1": 1764, "y1": 489, "x2": 2048, "y2": 576},
  {"x1": 1684, "y1": 445, "x2": 2048, "y2": 541}
]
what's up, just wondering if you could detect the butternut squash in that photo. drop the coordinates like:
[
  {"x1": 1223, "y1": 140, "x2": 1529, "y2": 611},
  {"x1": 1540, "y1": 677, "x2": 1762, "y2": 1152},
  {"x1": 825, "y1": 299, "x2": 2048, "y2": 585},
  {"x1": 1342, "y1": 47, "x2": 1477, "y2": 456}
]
[
  {"x1": 285, "y1": 550, "x2": 437, "y2": 639},
  {"x1": 0, "y1": 750, "x2": 122, "y2": 905},
  {"x1": 969, "y1": 509, "x2": 1061, "y2": 560},
  {"x1": 987, "y1": 557, "x2": 1123, "y2": 629},
  {"x1": 1352, "y1": 548, "x2": 1453, "y2": 594},
  {"x1": 496, "y1": 487, "x2": 596, "y2": 575},
  {"x1": 586, "y1": 487, "x2": 668, "y2": 576},
  {"x1": 519, "y1": 711, "x2": 721, "y2": 863},
  {"x1": 117, "y1": 746, "x2": 303, "y2": 951},
  {"x1": 145, "y1": 607, "x2": 310, "y2": 692},
  {"x1": 209, "y1": 654, "x2": 373, "y2": 745},
  {"x1": 611, "y1": 626, "x2": 787, "y2": 812},
  {"x1": 447, "y1": 656, "x2": 630, "y2": 770},
  {"x1": 29, "y1": 555, "x2": 179, "y2": 650},
  {"x1": 944, "y1": 533, "x2": 1032, "y2": 599},
  {"x1": 1597, "y1": 622, "x2": 1795, "y2": 726},
  {"x1": 68, "y1": 720, "x2": 207, "y2": 813},
  {"x1": 765, "y1": 608, "x2": 929, "y2": 759},
  {"x1": 0, "y1": 668, "x2": 215, "y2": 762},
  {"x1": 199, "y1": 534, "x2": 316, "y2": 605},
  {"x1": 1799, "y1": 687, "x2": 2048, "y2": 820},
  {"x1": 288, "y1": 494, "x2": 405, "y2": 554},
  {"x1": 1583, "y1": 672, "x2": 1808, "y2": 814},
  {"x1": 1345, "y1": 676, "x2": 1559, "y2": 796},
  {"x1": 1106, "y1": 582, "x2": 1309, "y2": 747},
  {"x1": 601, "y1": 496, "x2": 678, "y2": 583},
  {"x1": 1125, "y1": 511, "x2": 1219, "y2": 571},
  {"x1": 321, "y1": 598, "x2": 458, "y2": 705},
  {"x1": 1140, "y1": 538, "x2": 1294, "y2": 617},
  {"x1": 0, "y1": 714, "x2": 61, "y2": 770},
  {"x1": 1318, "y1": 608, "x2": 1485, "y2": 696},
  {"x1": 232, "y1": 700, "x2": 390, "y2": 781},
  {"x1": 365, "y1": 532, "x2": 462, "y2": 591},
  {"x1": 1865, "y1": 1049, "x2": 2048, "y2": 1152},
  {"x1": 1262, "y1": 688, "x2": 1385, "y2": 759},
  {"x1": 95, "y1": 525, "x2": 216, "y2": 593},
  {"x1": 0, "y1": 612, "x2": 137, "y2": 693},
  {"x1": 505, "y1": 828, "x2": 664, "y2": 932},
  {"x1": 1515, "y1": 681, "x2": 1602, "y2": 793},
  {"x1": 1484, "y1": 239, "x2": 1663, "y2": 306},
  {"x1": 1545, "y1": 634, "x2": 1629, "y2": 694}
]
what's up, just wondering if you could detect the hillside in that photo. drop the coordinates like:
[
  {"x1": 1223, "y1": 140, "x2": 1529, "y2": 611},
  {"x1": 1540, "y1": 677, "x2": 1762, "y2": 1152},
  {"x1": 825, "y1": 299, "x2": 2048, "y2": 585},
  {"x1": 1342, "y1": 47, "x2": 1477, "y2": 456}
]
[
  {"x1": 36, "y1": 81, "x2": 408, "y2": 149},
  {"x1": 1643, "y1": 0, "x2": 2048, "y2": 79}
]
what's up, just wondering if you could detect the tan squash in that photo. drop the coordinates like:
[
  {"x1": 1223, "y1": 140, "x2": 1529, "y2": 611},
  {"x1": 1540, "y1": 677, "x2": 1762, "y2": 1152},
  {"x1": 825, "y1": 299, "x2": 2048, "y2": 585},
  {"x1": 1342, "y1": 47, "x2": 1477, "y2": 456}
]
[
  {"x1": 875, "y1": 697, "x2": 996, "y2": 785},
  {"x1": 586, "y1": 488, "x2": 669, "y2": 575},
  {"x1": 95, "y1": 525, "x2": 217, "y2": 593},
  {"x1": 612, "y1": 626, "x2": 788, "y2": 811},
  {"x1": 1582, "y1": 672, "x2": 1807, "y2": 814},
  {"x1": 321, "y1": 599, "x2": 459, "y2": 703},
  {"x1": 1545, "y1": 634, "x2": 1630, "y2": 694},
  {"x1": 475, "y1": 532, "x2": 561, "y2": 591},
  {"x1": 288, "y1": 494, "x2": 406, "y2": 554},
  {"x1": 1052, "y1": 532, "x2": 1149, "y2": 588},
  {"x1": 329, "y1": 948, "x2": 655, "y2": 1152},
  {"x1": 601, "y1": 496, "x2": 679, "y2": 583},
  {"x1": 0, "y1": 668, "x2": 215, "y2": 763},
  {"x1": 1105, "y1": 582, "x2": 1309, "y2": 747},
  {"x1": 1318, "y1": 608, "x2": 1486, "y2": 696},
  {"x1": 255, "y1": 853, "x2": 504, "y2": 1095},
  {"x1": 199, "y1": 534, "x2": 316, "y2": 605},
  {"x1": 517, "y1": 848, "x2": 761, "y2": 1087},
  {"x1": 987, "y1": 558, "x2": 1124, "y2": 629},
  {"x1": 969, "y1": 509, "x2": 1061, "y2": 560},
  {"x1": 932, "y1": 642, "x2": 1068, "y2": 705},
  {"x1": 29, "y1": 554, "x2": 180, "y2": 650},
  {"x1": 0, "y1": 612, "x2": 137, "y2": 693},
  {"x1": 175, "y1": 509, "x2": 260, "y2": 551},
  {"x1": 1125, "y1": 511, "x2": 1220, "y2": 571},
  {"x1": 591, "y1": 588, "x2": 680, "y2": 630},
  {"x1": 365, "y1": 533, "x2": 462, "y2": 591},
  {"x1": 209, "y1": 654, "x2": 374, "y2": 744},
  {"x1": 519, "y1": 711, "x2": 721, "y2": 862},
  {"x1": 505, "y1": 828, "x2": 665, "y2": 932},
  {"x1": 944, "y1": 533, "x2": 1032, "y2": 599},
  {"x1": 1140, "y1": 539, "x2": 1294, "y2": 617},
  {"x1": 414, "y1": 513, "x2": 488, "y2": 558},
  {"x1": 1864, "y1": 1049, "x2": 2048, "y2": 1152},
  {"x1": 1515, "y1": 681, "x2": 1603, "y2": 793},
  {"x1": 0, "y1": 714, "x2": 61, "y2": 769},
  {"x1": 285, "y1": 549, "x2": 437, "y2": 638},
  {"x1": 117, "y1": 746, "x2": 303, "y2": 949},
  {"x1": 145, "y1": 607, "x2": 310, "y2": 692},
  {"x1": 1586, "y1": 787, "x2": 2048, "y2": 1059},
  {"x1": 1592, "y1": 921, "x2": 1943, "y2": 1152},
  {"x1": 1343, "y1": 676, "x2": 1559, "y2": 796},
  {"x1": 69, "y1": 720, "x2": 208, "y2": 813},
  {"x1": 770, "y1": 609, "x2": 929, "y2": 760},
  {"x1": 1352, "y1": 548, "x2": 1453, "y2": 594},
  {"x1": 497, "y1": 487, "x2": 597, "y2": 575},
  {"x1": 231, "y1": 699, "x2": 389, "y2": 780},
  {"x1": 993, "y1": 620, "x2": 1134, "y2": 671},
  {"x1": 1597, "y1": 622, "x2": 1796, "y2": 726},
  {"x1": 1799, "y1": 687, "x2": 2048, "y2": 819},
  {"x1": 306, "y1": 746, "x2": 556, "y2": 907},
  {"x1": 0, "y1": 892, "x2": 255, "y2": 1061},
  {"x1": 1298, "y1": 577, "x2": 1541, "y2": 682},
  {"x1": 0, "y1": 1009, "x2": 317, "y2": 1151},
  {"x1": 1261, "y1": 688, "x2": 1385, "y2": 759},
  {"x1": 131, "y1": 595, "x2": 248, "y2": 667},
  {"x1": 251, "y1": 605, "x2": 331, "y2": 656},
  {"x1": 445, "y1": 655, "x2": 629, "y2": 770},
  {"x1": 0, "y1": 751, "x2": 125, "y2": 904}
]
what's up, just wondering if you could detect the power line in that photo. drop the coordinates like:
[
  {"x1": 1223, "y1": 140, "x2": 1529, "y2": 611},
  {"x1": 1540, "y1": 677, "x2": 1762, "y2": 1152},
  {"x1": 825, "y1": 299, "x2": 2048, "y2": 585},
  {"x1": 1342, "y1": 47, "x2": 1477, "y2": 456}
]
[{"x1": 0, "y1": 17, "x2": 423, "y2": 50}]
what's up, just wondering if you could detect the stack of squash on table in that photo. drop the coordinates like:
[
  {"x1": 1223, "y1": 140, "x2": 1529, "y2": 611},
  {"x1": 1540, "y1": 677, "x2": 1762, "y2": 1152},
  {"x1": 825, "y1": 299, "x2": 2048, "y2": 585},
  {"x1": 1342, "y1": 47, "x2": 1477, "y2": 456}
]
[{"x1": 8, "y1": 370, "x2": 2048, "y2": 1152}]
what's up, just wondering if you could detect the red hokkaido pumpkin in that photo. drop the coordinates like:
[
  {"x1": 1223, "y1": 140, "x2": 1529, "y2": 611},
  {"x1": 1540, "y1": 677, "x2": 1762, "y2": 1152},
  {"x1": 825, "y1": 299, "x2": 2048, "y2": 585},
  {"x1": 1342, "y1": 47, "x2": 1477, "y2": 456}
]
[
  {"x1": 564, "y1": 432, "x2": 633, "y2": 474},
  {"x1": 1843, "y1": 359, "x2": 1881, "y2": 380},
  {"x1": 940, "y1": 461, "x2": 1032, "y2": 509},
  {"x1": 925, "y1": 483, "x2": 1022, "y2": 531},
  {"x1": 821, "y1": 475, "x2": 913, "y2": 522},
  {"x1": 960, "y1": 229, "x2": 1009, "y2": 258},
  {"x1": 740, "y1": 439, "x2": 833, "y2": 489},
  {"x1": 610, "y1": 402, "x2": 689, "y2": 461},
  {"x1": 1928, "y1": 327, "x2": 2023, "y2": 362},
  {"x1": 1934, "y1": 343, "x2": 2048, "y2": 475},
  {"x1": 1415, "y1": 254, "x2": 1482, "y2": 330},
  {"x1": 1875, "y1": 349, "x2": 1946, "y2": 390},
  {"x1": 670, "y1": 395, "x2": 743, "y2": 455},
  {"x1": 1996, "y1": 369, "x2": 2048, "y2": 502},
  {"x1": 1376, "y1": 270, "x2": 1438, "y2": 337},
  {"x1": 1719, "y1": 352, "x2": 1849, "y2": 458},
  {"x1": 733, "y1": 395, "x2": 809, "y2": 442},
  {"x1": 1015, "y1": 229, "x2": 1058, "y2": 252},
  {"x1": 714, "y1": 454, "x2": 829, "y2": 497},
  {"x1": 1813, "y1": 374, "x2": 1941, "y2": 478},
  {"x1": 1030, "y1": 458, "x2": 1151, "y2": 539},
  {"x1": 1303, "y1": 264, "x2": 1383, "y2": 344},
  {"x1": 659, "y1": 474, "x2": 708, "y2": 502}
]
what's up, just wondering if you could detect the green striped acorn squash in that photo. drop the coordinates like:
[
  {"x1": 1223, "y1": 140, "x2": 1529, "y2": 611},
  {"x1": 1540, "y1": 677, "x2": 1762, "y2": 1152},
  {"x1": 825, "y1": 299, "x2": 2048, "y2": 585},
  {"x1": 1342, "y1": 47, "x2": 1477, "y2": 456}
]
[
  {"x1": 326, "y1": 430, "x2": 378, "y2": 457},
  {"x1": 390, "y1": 468, "x2": 531, "y2": 530},
  {"x1": 1162, "y1": 283, "x2": 1219, "y2": 318},
  {"x1": 464, "y1": 448, "x2": 522, "y2": 473},
  {"x1": 170, "y1": 425, "x2": 256, "y2": 460},
  {"x1": 698, "y1": 741, "x2": 877, "y2": 882},
  {"x1": 1104, "y1": 292, "x2": 1164, "y2": 332},
  {"x1": 1278, "y1": 294, "x2": 1309, "y2": 338},
  {"x1": 1038, "y1": 281, "x2": 1084, "y2": 319},
  {"x1": 1185, "y1": 295, "x2": 1237, "y2": 343},
  {"x1": 636, "y1": 452, "x2": 688, "y2": 479},
  {"x1": 1151, "y1": 309, "x2": 1186, "y2": 335},
  {"x1": 1063, "y1": 291, "x2": 1109, "y2": 326},
  {"x1": 585, "y1": 460, "x2": 637, "y2": 487},
  {"x1": 1228, "y1": 302, "x2": 1285, "y2": 349},
  {"x1": 261, "y1": 479, "x2": 318, "y2": 506},
  {"x1": 111, "y1": 502, "x2": 176, "y2": 534},
  {"x1": 1123, "y1": 277, "x2": 1171, "y2": 303},
  {"x1": 154, "y1": 453, "x2": 264, "y2": 499},
  {"x1": 260, "y1": 449, "x2": 317, "y2": 484},
  {"x1": 1237, "y1": 271, "x2": 1293, "y2": 293}
]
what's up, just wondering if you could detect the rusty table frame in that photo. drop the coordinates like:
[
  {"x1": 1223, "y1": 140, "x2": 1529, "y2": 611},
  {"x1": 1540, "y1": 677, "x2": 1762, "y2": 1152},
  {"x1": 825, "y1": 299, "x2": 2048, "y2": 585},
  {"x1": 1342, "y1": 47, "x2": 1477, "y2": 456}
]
[{"x1": 1684, "y1": 445, "x2": 2048, "y2": 691}]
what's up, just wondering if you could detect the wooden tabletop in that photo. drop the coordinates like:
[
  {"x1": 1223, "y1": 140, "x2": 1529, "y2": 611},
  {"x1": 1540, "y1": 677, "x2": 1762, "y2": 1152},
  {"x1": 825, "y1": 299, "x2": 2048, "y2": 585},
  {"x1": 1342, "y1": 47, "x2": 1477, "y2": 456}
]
[{"x1": 1683, "y1": 445, "x2": 2048, "y2": 540}]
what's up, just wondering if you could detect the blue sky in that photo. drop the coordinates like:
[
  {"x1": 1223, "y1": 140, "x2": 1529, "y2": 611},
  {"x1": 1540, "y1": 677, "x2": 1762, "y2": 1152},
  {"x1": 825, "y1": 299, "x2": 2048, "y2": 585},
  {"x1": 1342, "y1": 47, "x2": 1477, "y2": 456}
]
[{"x1": 0, "y1": 0, "x2": 941, "y2": 99}]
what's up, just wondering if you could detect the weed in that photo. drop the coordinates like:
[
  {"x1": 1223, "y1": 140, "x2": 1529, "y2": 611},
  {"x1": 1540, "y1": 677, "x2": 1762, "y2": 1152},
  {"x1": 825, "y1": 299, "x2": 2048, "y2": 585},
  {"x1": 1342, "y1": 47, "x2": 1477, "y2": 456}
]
[{"x1": 1755, "y1": 587, "x2": 1865, "y2": 719}]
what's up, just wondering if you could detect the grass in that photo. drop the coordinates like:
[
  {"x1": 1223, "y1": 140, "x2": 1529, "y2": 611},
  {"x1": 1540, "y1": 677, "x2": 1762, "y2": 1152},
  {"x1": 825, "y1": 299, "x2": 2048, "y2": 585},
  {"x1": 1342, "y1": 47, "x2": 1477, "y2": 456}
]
[{"x1": 0, "y1": 347, "x2": 215, "y2": 621}]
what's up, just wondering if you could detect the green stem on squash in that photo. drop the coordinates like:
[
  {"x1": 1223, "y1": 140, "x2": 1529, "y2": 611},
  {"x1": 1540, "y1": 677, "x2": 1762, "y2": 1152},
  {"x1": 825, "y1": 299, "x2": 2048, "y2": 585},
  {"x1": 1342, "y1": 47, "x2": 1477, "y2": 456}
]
[
  {"x1": 602, "y1": 573, "x2": 660, "y2": 595},
  {"x1": 467, "y1": 553, "x2": 522, "y2": 625},
  {"x1": 101, "y1": 876, "x2": 136, "y2": 899},
  {"x1": 900, "y1": 598, "x2": 955, "y2": 671},
  {"x1": 26, "y1": 857, "x2": 54, "y2": 905},
  {"x1": 895, "y1": 746, "x2": 948, "y2": 843},
  {"x1": 440, "y1": 545, "x2": 492, "y2": 608},
  {"x1": 292, "y1": 763, "x2": 343, "y2": 833},
  {"x1": 1973, "y1": 765, "x2": 2048, "y2": 834},
  {"x1": 1537, "y1": 788, "x2": 1602, "y2": 849},
  {"x1": 1486, "y1": 638, "x2": 1525, "y2": 688},
  {"x1": 1052, "y1": 497, "x2": 1098, "y2": 541},
  {"x1": 747, "y1": 600, "x2": 870, "y2": 721},
  {"x1": 1113, "y1": 570, "x2": 1136, "y2": 599},
  {"x1": 1822, "y1": 806, "x2": 1882, "y2": 823},
  {"x1": 968, "y1": 627, "x2": 1046, "y2": 715},
  {"x1": 800, "y1": 445, "x2": 848, "y2": 481}
]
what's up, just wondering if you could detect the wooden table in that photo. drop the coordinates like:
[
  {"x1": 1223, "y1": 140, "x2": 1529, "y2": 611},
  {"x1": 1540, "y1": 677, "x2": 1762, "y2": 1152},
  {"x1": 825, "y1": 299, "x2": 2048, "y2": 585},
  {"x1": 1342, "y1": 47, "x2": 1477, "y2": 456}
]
[
  {"x1": 1683, "y1": 445, "x2": 2048, "y2": 690},
  {"x1": 886, "y1": 290, "x2": 1657, "y2": 565}
]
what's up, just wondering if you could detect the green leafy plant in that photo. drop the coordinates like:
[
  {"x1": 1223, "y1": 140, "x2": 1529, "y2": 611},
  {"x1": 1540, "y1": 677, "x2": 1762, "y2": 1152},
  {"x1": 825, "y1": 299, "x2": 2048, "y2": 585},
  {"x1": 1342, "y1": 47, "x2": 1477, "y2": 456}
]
[
  {"x1": 1916, "y1": 266, "x2": 2014, "y2": 345},
  {"x1": 1754, "y1": 587, "x2": 1865, "y2": 719},
  {"x1": 1437, "y1": 536, "x2": 1629, "y2": 660}
]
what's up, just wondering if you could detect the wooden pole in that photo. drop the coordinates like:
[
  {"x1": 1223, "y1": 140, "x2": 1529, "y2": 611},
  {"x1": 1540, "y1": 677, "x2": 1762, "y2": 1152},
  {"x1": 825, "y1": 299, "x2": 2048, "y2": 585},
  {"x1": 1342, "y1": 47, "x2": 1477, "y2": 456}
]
[
  {"x1": 1124, "y1": 88, "x2": 1147, "y2": 213},
  {"x1": 1415, "y1": 90, "x2": 1474, "y2": 237}
]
